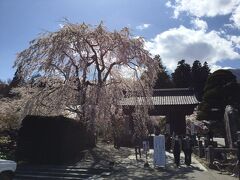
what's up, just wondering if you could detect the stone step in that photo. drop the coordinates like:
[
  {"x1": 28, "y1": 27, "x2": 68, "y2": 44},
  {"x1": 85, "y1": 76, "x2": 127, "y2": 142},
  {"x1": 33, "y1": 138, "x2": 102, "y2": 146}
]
[
  {"x1": 15, "y1": 171, "x2": 93, "y2": 178},
  {"x1": 14, "y1": 174, "x2": 90, "y2": 180},
  {"x1": 16, "y1": 166, "x2": 111, "y2": 174},
  {"x1": 14, "y1": 166, "x2": 112, "y2": 180}
]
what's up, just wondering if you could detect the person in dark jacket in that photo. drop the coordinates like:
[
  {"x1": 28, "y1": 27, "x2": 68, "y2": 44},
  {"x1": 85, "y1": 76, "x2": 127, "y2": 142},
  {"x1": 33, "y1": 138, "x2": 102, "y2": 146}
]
[
  {"x1": 182, "y1": 136, "x2": 193, "y2": 166},
  {"x1": 165, "y1": 133, "x2": 171, "y2": 152},
  {"x1": 173, "y1": 136, "x2": 181, "y2": 167}
]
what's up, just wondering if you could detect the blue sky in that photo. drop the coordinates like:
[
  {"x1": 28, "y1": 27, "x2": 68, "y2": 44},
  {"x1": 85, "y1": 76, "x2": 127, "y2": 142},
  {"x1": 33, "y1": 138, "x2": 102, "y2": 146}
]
[{"x1": 0, "y1": 0, "x2": 240, "y2": 81}]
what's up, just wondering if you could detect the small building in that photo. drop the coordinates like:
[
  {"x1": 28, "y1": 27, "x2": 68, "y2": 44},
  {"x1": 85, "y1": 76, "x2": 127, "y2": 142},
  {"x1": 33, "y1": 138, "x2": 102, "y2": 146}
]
[{"x1": 120, "y1": 88, "x2": 199, "y2": 135}]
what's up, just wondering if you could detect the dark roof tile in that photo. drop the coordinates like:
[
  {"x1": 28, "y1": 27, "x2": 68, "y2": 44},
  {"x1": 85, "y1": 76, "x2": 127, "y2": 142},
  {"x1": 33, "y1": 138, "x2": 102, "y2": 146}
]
[{"x1": 120, "y1": 88, "x2": 199, "y2": 106}]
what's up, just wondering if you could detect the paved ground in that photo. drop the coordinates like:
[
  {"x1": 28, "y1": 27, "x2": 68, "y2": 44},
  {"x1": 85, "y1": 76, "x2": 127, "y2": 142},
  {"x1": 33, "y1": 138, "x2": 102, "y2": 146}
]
[
  {"x1": 14, "y1": 142, "x2": 238, "y2": 179},
  {"x1": 117, "y1": 152, "x2": 236, "y2": 179},
  {"x1": 101, "y1": 145, "x2": 237, "y2": 179},
  {"x1": 76, "y1": 142, "x2": 237, "y2": 179}
]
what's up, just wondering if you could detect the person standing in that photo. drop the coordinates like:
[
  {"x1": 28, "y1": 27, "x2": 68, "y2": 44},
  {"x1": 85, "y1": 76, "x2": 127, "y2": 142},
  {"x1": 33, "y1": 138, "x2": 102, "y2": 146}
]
[
  {"x1": 173, "y1": 136, "x2": 181, "y2": 167},
  {"x1": 183, "y1": 135, "x2": 193, "y2": 166}
]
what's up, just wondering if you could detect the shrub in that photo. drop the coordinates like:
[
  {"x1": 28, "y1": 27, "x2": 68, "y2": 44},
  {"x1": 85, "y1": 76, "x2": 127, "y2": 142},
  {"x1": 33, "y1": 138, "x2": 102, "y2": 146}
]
[
  {"x1": 16, "y1": 115, "x2": 95, "y2": 164},
  {"x1": 0, "y1": 130, "x2": 18, "y2": 160}
]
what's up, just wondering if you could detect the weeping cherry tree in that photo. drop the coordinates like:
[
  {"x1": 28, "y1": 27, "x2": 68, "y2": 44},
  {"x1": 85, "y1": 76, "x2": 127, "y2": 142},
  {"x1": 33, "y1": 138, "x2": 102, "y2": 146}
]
[{"x1": 15, "y1": 22, "x2": 158, "y2": 138}]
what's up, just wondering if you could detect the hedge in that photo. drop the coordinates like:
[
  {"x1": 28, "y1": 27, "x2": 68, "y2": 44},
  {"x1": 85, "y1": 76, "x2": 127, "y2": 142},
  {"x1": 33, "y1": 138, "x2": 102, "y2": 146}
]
[{"x1": 16, "y1": 115, "x2": 95, "y2": 164}]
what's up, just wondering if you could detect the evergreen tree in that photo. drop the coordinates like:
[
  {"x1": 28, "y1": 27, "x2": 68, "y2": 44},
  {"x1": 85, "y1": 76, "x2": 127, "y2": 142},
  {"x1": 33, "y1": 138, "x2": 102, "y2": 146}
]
[
  {"x1": 191, "y1": 60, "x2": 211, "y2": 101},
  {"x1": 9, "y1": 66, "x2": 24, "y2": 89},
  {"x1": 197, "y1": 70, "x2": 240, "y2": 136},
  {"x1": 153, "y1": 55, "x2": 173, "y2": 89},
  {"x1": 7, "y1": 66, "x2": 24, "y2": 97},
  {"x1": 172, "y1": 60, "x2": 191, "y2": 88},
  {"x1": 0, "y1": 80, "x2": 9, "y2": 97},
  {"x1": 202, "y1": 62, "x2": 211, "y2": 79}
]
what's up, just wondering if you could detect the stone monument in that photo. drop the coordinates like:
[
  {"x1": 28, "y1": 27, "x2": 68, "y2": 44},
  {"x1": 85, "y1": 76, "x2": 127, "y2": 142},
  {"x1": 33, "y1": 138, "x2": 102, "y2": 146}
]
[{"x1": 224, "y1": 105, "x2": 240, "y2": 148}]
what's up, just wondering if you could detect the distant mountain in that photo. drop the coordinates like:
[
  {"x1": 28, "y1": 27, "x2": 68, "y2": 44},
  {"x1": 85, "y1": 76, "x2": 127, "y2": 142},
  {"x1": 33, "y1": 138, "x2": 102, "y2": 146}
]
[{"x1": 228, "y1": 69, "x2": 240, "y2": 83}]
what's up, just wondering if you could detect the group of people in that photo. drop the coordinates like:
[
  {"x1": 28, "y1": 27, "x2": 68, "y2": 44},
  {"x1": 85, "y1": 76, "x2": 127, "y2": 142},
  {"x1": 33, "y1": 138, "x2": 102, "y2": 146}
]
[{"x1": 172, "y1": 135, "x2": 194, "y2": 167}]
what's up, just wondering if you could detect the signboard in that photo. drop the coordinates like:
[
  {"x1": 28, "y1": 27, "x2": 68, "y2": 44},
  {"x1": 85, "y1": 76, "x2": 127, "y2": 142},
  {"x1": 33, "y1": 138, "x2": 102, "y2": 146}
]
[
  {"x1": 143, "y1": 140, "x2": 149, "y2": 153},
  {"x1": 153, "y1": 135, "x2": 166, "y2": 167}
]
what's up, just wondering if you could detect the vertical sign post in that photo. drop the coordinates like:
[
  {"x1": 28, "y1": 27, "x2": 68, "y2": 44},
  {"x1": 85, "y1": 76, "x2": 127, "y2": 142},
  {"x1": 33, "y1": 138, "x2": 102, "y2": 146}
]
[
  {"x1": 143, "y1": 140, "x2": 149, "y2": 154},
  {"x1": 154, "y1": 135, "x2": 166, "y2": 167},
  {"x1": 143, "y1": 140, "x2": 150, "y2": 167}
]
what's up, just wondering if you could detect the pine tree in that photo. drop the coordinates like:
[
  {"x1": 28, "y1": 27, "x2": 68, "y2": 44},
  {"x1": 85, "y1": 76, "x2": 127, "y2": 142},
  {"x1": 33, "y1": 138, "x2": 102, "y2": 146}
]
[
  {"x1": 153, "y1": 55, "x2": 173, "y2": 89},
  {"x1": 191, "y1": 60, "x2": 210, "y2": 101},
  {"x1": 172, "y1": 60, "x2": 191, "y2": 88}
]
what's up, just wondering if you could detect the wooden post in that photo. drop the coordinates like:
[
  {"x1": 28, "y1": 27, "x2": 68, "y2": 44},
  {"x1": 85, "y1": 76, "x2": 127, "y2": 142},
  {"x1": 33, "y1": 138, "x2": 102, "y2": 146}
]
[
  {"x1": 237, "y1": 141, "x2": 240, "y2": 180},
  {"x1": 238, "y1": 142, "x2": 240, "y2": 180},
  {"x1": 207, "y1": 145, "x2": 214, "y2": 168},
  {"x1": 236, "y1": 131, "x2": 240, "y2": 180},
  {"x1": 198, "y1": 140, "x2": 204, "y2": 158}
]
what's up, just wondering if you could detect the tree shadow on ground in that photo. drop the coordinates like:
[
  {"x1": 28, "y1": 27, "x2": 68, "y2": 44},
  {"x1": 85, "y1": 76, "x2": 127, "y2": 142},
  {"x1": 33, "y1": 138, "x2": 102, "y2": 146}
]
[
  {"x1": 71, "y1": 141, "x2": 207, "y2": 179},
  {"x1": 16, "y1": 141, "x2": 207, "y2": 179},
  {"x1": 76, "y1": 141, "x2": 133, "y2": 169},
  {"x1": 110, "y1": 160, "x2": 205, "y2": 179}
]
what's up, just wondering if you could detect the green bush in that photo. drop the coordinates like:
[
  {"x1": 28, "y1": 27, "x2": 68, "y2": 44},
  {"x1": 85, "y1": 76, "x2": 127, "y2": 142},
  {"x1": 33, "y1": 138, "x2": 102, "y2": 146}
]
[
  {"x1": 16, "y1": 115, "x2": 95, "y2": 164},
  {"x1": 0, "y1": 131, "x2": 17, "y2": 160}
]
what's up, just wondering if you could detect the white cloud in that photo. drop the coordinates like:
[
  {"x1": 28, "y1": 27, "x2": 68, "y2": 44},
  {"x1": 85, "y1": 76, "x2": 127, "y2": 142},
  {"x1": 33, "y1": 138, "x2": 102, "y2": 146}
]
[
  {"x1": 118, "y1": 66, "x2": 135, "y2": 79},
  {"x1": 116, "y1": 65, "x2": 147, "y2": 79},
  {"x1": 230, "y1": 5, "x2": 240, "y2": 28},
  {"x1": 165, "y1": 1, "x2": 172, "y2": 8},
  {"x1": 228, "y1": 35, "x2": 240, "y2": 49},
  {"x1": 145, "y1": 25, "x2": 240, "y2": 72},
  {"x1": 136, "y1": 23, "x2": 151, "y2": 30},
  {"x1": 59, "y1": 24, "x2": 64, "y2": 28},
  {"x1": 191, "y1": 18, "x2": 208, "y2": 31},
  {"x1": 224, "y1": 23, "x2": 235, "y2": 28},
  {"x1": 166, "y1": 0, "x2": 240, "y2": 18},
  {"x1": 210, "y1": 64, "x2": 233, "y2": 72},
  {"x1": 229, "y1": 35, "x2": 240, "y2": 43},
  {"x1": 167, "y1": 0, "x2": 240, "y2": 29}
]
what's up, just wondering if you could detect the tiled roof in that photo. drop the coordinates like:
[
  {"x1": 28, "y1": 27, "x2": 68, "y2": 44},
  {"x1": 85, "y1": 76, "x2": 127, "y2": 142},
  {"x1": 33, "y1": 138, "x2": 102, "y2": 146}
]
[{"x1": 120, "y1": 88, "x2": 199, "y2": 106}]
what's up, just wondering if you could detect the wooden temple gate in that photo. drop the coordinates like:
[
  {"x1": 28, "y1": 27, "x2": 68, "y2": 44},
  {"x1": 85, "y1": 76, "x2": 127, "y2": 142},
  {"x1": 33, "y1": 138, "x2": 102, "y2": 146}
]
[{"x1": 121, "y1": 88, "x2": 199, "y2": 135}]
